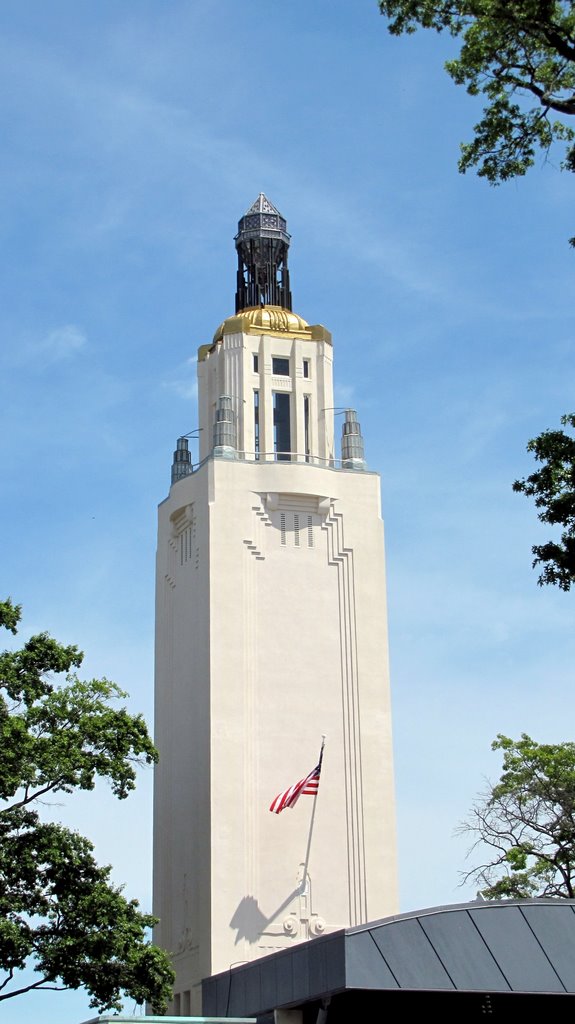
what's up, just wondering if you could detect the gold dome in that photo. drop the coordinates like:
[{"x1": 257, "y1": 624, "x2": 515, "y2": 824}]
[
  {"x1": 212, "y1": 305, "x2": 310, "y2": 343},
  {"x1": 198, "y1": 306, "x2": 332, "y2": 362}
]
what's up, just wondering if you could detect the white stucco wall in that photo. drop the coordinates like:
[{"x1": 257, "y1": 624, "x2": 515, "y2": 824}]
[
  {"x1": 154, "y1": 319, "x2": 397, "y2": 1014},
  {"x1": 154, "y1": 460, "x2": 397, "y2": 1011}
]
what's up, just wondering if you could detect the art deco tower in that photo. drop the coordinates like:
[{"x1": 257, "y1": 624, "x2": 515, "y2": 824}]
[{"x1": 153, "y1": 194, "x2": 398, "y2": 1015}]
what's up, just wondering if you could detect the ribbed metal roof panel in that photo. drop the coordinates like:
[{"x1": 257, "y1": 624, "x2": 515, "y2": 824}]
[
  {"x1": 417, "y1": 908, "x2": 510, "y2": 991},
  {"x1": 369, "y1": 917, "x2": 455, "y2": 989},
  {"x1": 469, "y1": 904, "x2": 565, "y2": 992},
  {"x1": 520, "y1": 903, "x2": 575, "y2": 990},
  {"x1": 203, "y1": 899, "x2": 575, "y2": 1018}
]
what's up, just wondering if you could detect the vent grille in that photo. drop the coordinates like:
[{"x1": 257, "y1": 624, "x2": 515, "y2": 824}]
[{"x1": 277, "y1": 493, "x2": 318, "y2": 513}]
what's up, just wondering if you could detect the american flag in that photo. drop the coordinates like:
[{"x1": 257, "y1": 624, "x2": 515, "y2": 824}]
[{"x1": 269, "y1": 744, "x2": 324, "y2": 814}]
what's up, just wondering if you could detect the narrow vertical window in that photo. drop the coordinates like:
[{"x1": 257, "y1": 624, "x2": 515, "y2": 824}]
[
  {"x1": 273, "y1": 392, "x2": 291, "y2": 461},
  {"x1": 254, "y1": 390, "x2": 260, "y2": 460},
  {"x1": 253, "y1": 353, "x2": 259, "y2": 373},
  {"x1": 280, "y1": 513, "x2": 286, "y2": 545},
  {"x1": 303, "y1": 359, "x2": 310, "y2": 379},
  {"x1": 307, "y1": 515, "x2": 314, "y2": 548},
  {"x1": 294, "y1": 514, "x2": 300, "y2": 547},
  {"x1": 304, "y1": 395, "x2": 311, "y2": 463}
]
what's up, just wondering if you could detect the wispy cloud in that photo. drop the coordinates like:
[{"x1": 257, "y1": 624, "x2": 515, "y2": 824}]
[
  {"x1": 3, "y1": 324, "x2": 88, "y2": 370},
  {"x1": 35, "y1": 324, "x2": 87, "y2": 362}
]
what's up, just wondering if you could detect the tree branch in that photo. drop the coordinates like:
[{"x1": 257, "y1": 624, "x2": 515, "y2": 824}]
[
  {"x1": 0, "y1": 969, "x2": 14, "y2": 992},
  {"x1": 2, "y1": 780, "x2": 61, "y2": 813},
  {"x1": 0, "y1": 979, "x2": 66, "y2": 1001}
]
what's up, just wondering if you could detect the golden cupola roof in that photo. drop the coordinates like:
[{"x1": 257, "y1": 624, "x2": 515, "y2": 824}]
[
  {"x1": 213, "y1": 305, "x2": 310, "y2": 341},
  {"x1": 198, "y1": 306, "x2": 331, "y2": 360}
]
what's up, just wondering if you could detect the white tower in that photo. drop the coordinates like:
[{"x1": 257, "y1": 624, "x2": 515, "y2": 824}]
[{"x1": 153, "y1": 195, "x2": 398, "y2": 1015}]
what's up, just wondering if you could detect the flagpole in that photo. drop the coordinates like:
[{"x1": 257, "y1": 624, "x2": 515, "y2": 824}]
[{"x1": 301, "y1": 735, "x2": 325, "y2": 892}]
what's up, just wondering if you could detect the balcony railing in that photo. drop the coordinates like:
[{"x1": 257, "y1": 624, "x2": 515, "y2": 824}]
[{"x1": 178, "y1": 449, "x2": 366, "y2": 477}]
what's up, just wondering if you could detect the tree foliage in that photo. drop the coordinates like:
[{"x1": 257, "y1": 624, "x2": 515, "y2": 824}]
[
  {"x1": 0, "y1": 598, "x2": 174, "y2": 1011},
  {"x1": 513, "y1": 413, "x2": 575, "y2": 590},
  {"x1": 378, "y1": 2, "x2": 575, "y2": 211},
  {"x1": 460, "y1": 734, "x2": 575, "y2": 898}
]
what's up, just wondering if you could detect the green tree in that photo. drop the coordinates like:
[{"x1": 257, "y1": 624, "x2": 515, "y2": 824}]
[
  {"x1": 460, "y1": 734, "x2": 575, "y2": 898},
  {"x1": 513, "y1": 413, "x2": 575, "y2": 590},
  {"x1": 378, "y1": 2, "x2": 575, "y2": 231},
  {"x1": 0, "y1": 598, "x2": 174, "y2": 1011}
]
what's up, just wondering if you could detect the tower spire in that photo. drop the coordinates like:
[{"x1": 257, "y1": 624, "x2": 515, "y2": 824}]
[{"x1": 234, "y1": 193, "x2": 292, "y2": 313}]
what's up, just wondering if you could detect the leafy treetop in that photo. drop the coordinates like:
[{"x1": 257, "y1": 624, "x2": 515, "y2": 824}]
[
  {"x1": 0, "y1": 598, "x2": 174, "y2": 1012},
  {"x1": 378, "y1": 2, "x2": 575, "y2": 202},
  {"x1": 513, "y1": 413, "x2": 575, "y2": 590},
  {"x1": 460, "y1": 733, "x2": 575, "y2": 899}
]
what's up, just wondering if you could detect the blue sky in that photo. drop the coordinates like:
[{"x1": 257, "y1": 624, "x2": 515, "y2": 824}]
[{"x1": 1, "y1": 1, "x2": 574, "y2": 1021}]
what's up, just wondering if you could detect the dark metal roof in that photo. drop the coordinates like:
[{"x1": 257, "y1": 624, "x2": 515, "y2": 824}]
[
  {"x1": 235, "y1": 193, "x2": 290, "y2": 248},
  {"x1": 203, "y1": 899, "x2": 575, "y2": 1018}
]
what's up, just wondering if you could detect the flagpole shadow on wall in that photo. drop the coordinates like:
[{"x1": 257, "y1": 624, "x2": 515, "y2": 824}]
[{"x1": 229, "y1": 737, "x2": 326, "y2": 946}]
